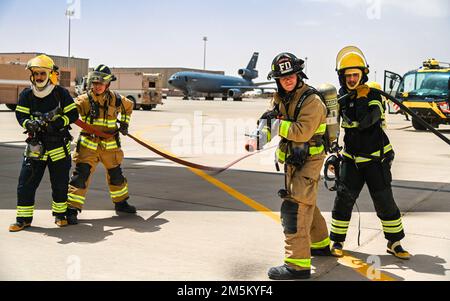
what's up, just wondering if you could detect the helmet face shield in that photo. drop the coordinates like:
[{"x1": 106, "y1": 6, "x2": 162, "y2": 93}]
[
  {"x1": 88, "y1": 65, "x2": 116, "y2": 88},
  {"x1": 336, "y1": 46, "x2": 369, "y2": 73}
]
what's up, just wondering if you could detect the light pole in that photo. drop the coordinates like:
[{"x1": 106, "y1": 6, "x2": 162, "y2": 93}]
[
  {"x1": 65, "y1": 8, "x2": 75, "y2": 68},
  {"x1": 203, "y1": 36, "x2": 208, "y2": 70},
  {"x1": 304, "y1": 57, "x2": 308, "y2": 75}
]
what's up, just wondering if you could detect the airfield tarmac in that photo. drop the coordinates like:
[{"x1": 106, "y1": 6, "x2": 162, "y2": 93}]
[{"x1": 0, "y1": 97, "x2": 449, "y2": 281}]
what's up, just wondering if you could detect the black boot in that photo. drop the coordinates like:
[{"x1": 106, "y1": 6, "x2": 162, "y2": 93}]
[
  {"x1": 66, "y1": 208, "x2": 79, "y2": 225},
  {"x1": 268, "y1": 264, "x2": 310, "y2": 280},
  {"x1": 115, "y1": 200, "x2": 137, "y2": 214},
  {"x1": 311, "y1": 245, "x2": 333, "y2": 256}
]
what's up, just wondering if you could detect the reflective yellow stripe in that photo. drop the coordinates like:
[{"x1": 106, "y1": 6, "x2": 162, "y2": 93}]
[
  {"x1": 46, "y1": 143, "x2": 71, "y2": 162},
  {"x1": 91, "y1": 119, "x2": 117, "y2": 128},
  {"x1": 332, "y1": 219, "x2": 350, "y2": 227},
  {"x1": 80, "y1": 136, "x2": 98, "y2": 150},
  {"x1": 383, "y1": 225, "x2": 404, "y2": 233},
  {"x1": 368, "y1": 100, "x2": 384, "y2": 114},
  {"x1": 100, "y1": 140, "x2": 119, "y2": 150},
  {"x1": 279, "y1": 120, "x2": 292, "y2": 138},
  {"x1": 22, "y1": 119, "x2": 30, "y2": 129},
  {"x1": 17, "y1": 205, "x2": 34, "y2": 217},
  {"x1": 344, "y1": 144, "x2": 393, "y2": 163},
  {"x1": 309, "y1": 145, "x2": 324, "y2": 156},
  {"x1": 62, "y1": 115, "x2": 70, "y2": 126},
  {"x1": 342, "y1": 120, "x2": 359, "y2": 128},
  {"x1": 276, "y1": 148, "x2": 286, "y2": 163},
  {"x1": 110, "y1": 185, "x2": 128, "y2": 198},
  {"x1": 381, "y1": 218, "x2": 402, "y2": 226},
  {"x1": 370, "y1": 144, "x2": 393, "y2": 158},
  {"x1": 331, "y1": 226, "x2": 349, "y2": 234},
  {"x1": 16, "y1": 105, "x2": 30, "y2": 114},
  {"x1": 262, "y1": 126, "x2": 271, "y2": 142},
  {"x1": 68, "y1": 193, "x2": 85, "y2": 204},
  {"x1": 285, "y1": 258, "x2": 311, "y2": 268},
  {"x1": 63, "y1": 102, "x2": 77, "y2": 114},
  {"x1": 120, "y1": 115, "x2": 130, "y2": 123},
  {"x1": 311, "y1": 237, "x2": 330, "y2": 249},
  {"x1": 52, "y1": 201, "x2": 67, "y2": 213},
  {"x1": 314, "y1": 123, "x2": 327, "y2": 135}
]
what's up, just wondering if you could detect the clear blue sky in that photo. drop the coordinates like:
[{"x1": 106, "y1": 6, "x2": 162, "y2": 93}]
[{"x1": 1, "y1": 0, "x2": 449, "y2": 87}]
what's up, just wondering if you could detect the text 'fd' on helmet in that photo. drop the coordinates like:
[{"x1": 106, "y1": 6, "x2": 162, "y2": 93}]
[{"x1": 267, "y1": 52, "x2": 308, "y2": 80}]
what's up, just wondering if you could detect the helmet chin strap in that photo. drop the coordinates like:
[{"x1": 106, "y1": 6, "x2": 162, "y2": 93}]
[
  {"x1": 93, "y1": 83, "x2": 110, "y2": 96},
  {"x1": 344, "y1": 68, "x2": 363, "y2": 90}
]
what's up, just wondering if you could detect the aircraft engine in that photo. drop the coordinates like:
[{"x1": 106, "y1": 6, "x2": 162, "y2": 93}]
[
  {"x1": 228, "y1": 89, "x2": 243, "y2": 98},
  {"x1": 238, "y1": 68, "x2": 258, "y2": 80}
]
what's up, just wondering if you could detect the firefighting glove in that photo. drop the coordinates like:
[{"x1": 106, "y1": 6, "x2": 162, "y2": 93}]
[
  {"x1": 258, "y1": 109, "x2": 279, "y2": 127},
  {"x1": 355, "y1": 84, "x2": 370, "y2": 98},
  {"x1": 46, "y1": 117, "x2": 66, "y2": 133},
  {"x1": 119, "y1": 122, "x2": 129, "y2": 135},
  {"x1": 25, "y1": 120, "x2": 41, "y2": 134},
  {"x1": 260, "y1": 109, "x2": 279, "y2": 121}
]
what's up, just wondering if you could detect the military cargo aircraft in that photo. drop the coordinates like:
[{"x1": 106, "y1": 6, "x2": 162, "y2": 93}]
[{"x1": 168, "y1": 52, "x2": 275, "y2": 101}]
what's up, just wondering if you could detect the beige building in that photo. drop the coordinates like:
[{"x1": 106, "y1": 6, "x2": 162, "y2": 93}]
[{"x1": 0, "y1": 52, "x2": 89, "y2": 84}]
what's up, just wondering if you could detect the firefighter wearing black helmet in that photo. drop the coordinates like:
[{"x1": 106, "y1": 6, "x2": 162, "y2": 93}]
[
  {"x1": 66, "y1": 65, "x2": 136, "y2": 225},
  {"x1": 264, "y1": 53, "x2": 332, "y2": 280},
  {"x1": 329, "y1": 46, "x2": 410, "y2": 260}
]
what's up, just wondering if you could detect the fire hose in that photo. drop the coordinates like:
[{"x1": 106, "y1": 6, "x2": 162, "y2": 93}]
[
  {"x1": 374, "y1": 89, "x2": 450, "y2": 146},
  {"x1": 74, "y1": 119, "x2": 274, "y2": 175}
]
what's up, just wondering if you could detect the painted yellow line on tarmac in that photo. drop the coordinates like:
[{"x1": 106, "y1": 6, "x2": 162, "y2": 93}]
[
  {"x1": 132, "y1": 132, "x2": 394, "y2": 281},
  {"x1": 133, "y1": 132, "x2": 279, "y2": 222},
  {"x1": 338, "y1": 252, "x2": 396, "y2": 281},
  {"x1": 188, "y1": 167, "x2": 280, "y2": 223}
]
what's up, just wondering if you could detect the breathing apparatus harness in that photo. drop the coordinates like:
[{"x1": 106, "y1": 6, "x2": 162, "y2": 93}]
[
  {"x1": 83, "y1": 90, "x2": 126, "y2": 149},
  {"x1": 277, "y1": 85, "x2": 327, "y2": 199},
  {"x1": 25, "y1": 88, "x2": 72, "y2": 161}
]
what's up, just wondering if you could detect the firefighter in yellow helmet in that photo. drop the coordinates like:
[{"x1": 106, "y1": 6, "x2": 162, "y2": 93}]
[
  {"x1": 10, "y1": 54, "x2": 79, "y2": 231},
  {"x1": 330, "y1": 46, "x2": 410, "y2": 259},
  {"x1": 66, "y1": 65, "x2": 136, "y2": 225},
  {"x1": 262, "y1": 53, "x2": 331, "y2": 280}
]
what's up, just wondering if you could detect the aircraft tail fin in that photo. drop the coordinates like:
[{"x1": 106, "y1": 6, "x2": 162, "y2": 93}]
[
  {"x1": 246, "y1": 52, "x2": 259, "y2": 70},
  {"x1": 238, "y1": 52, "x2": 259, "y2": 80}
]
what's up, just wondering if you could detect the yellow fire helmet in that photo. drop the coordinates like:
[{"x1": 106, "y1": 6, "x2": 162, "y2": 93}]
[
  {"x1": 336, "y1": 46, "x2": 369, "y2": 74},
  {"x1": 26, "y1": 54, "x2": 59, "y2": 87}
]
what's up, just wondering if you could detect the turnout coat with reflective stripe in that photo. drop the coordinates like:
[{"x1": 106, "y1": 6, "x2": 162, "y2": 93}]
[
  {"x1": 15, "y1": 86, "x2": 79, "y2": 161},
  {"x1": 339, "y1": 87, "x2": 391, "y2": 159},
  {"x1": 270, "y1": 83, "x2": 328, "y2": 175},
  {"x1": 75, "y1": 91, "x2": 133, "y2": 151}
]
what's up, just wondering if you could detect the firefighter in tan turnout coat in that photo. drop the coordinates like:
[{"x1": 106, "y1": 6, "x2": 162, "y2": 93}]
[
  {"x1": 66, "y1": 65, "x2": 137, "y2": 224},
  {"x1": 263, "y1": 53, "x2": 332, "y2": 280}
]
